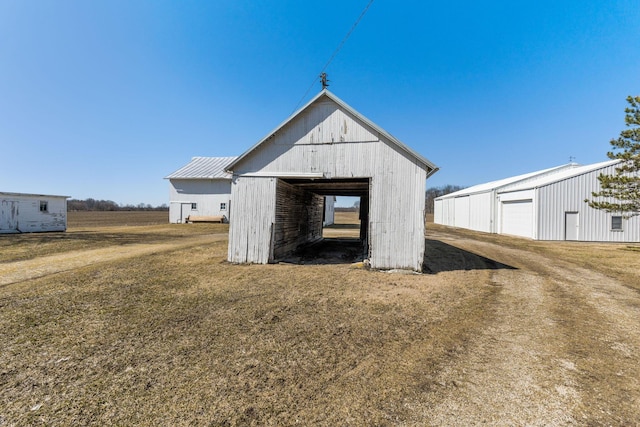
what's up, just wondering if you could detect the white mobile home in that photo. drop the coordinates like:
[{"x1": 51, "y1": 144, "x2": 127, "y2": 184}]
[
  {"x1": 436, "y1": 160, "x2": 640, "y2": 242},
  {"x1": 165, "y1": 156, "x2": 237, "y2": 223},
  {"x1": 226, "y1": 89, "x2": 438, "y2": 271},
  {"x1": 0, "y1": 192, "x2": 68, "y2": 233}
]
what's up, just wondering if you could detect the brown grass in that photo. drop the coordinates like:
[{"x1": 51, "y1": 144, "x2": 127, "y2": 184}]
[{"x1": 1, "y1": 212, "x2": 639, "y2": 425}]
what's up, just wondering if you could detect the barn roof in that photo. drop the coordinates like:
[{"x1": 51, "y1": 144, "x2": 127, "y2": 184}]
[
  {"x1": 226, "y1": 89, "x2": 438, "y2": 177},
  {"x1": 164, "y1": 156, "x2": 238, "y2": 180},
  {"x1": 498, "y1": 159, "x2": 621, "y2": 193},
  {"x1": 436, "y1": 163, "x2": 579, "y2": 200}
]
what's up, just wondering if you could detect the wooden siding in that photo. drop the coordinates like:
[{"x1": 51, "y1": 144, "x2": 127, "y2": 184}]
[
  {"x1": 0, "y1": 195, "x2": 67, "y2": 233},
  {"x1": 227, "y1": 177, "x2": 276, "y2": 263},
  {"x1": 273, "y1": 180, "x2": 324, "y2": 260},
  {"x1": 229, "y1": 97, "x2": 429, "y2": 271}
]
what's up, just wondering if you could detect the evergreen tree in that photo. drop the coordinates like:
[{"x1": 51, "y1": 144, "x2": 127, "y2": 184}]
[{"x1": 587, "y1": 96, "x2": 640, "y2": 217}]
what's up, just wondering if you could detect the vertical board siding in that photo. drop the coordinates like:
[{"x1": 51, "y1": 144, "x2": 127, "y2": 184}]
[
  {"x1": 227, "y1": 177, "x2": 276, "y2": 263},
  {"x1": 273, "y1": 180, "x2": 324, "y2": 260},
  {"x1": 229, "y1": 98, "x2": 430, "y2": 270},
  {"x1": 0, "y1": 195, "x2": 67, "y2": 233}
]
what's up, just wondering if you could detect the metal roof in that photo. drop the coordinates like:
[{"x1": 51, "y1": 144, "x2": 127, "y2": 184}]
[
  {"x1": 226, "y1": 89, "x2": 439, "y2": 178},
  {"x1": 0, "y1": 192, "x2": 70, "y2": 198},
  {"x1": 164, "y1": 156, "x2": 238, "y2": 180},
  {"x1": 436, "y1": 163, "x2": 579, "y2": 200},
  {"x1": 497, "y1": 159, "x2": 621, "y2": 193}
]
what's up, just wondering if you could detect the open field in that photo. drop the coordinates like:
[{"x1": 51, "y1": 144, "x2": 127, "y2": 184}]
[{"x1": 1, "y1": 212, "x2": 639, "y2": 425}]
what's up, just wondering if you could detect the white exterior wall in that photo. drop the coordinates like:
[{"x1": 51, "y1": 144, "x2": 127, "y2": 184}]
[
  {"x1": 168, "y1": 179, "x2": 231, "y2": 223},
  {"x1": 230, "y1": 99, "x2": 428, "y2": 271},
  {"x1": 1, "y1": 193, "x2": 67, "y2": 233},
  {"x1": 469, "y1": 192, "x2": 494, "y2": 233},
  {"x1": 434, "y1": 191, "x2": 494, "y2": 233},
  {"x1": 323, "y1": 196, "x2": 335, "y2": 226},
  {"x1": 434, "y1": 198, "x2": 455, "y2": 227},
  {"x1": 228, "y1": 177, "x2": 277, "y2": 263},
  {"x1": 535, "y1": 165, "x2": 640, "y2": 242}
]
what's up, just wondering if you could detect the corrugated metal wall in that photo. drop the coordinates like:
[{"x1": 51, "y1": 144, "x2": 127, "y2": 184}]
[
  {"x1": 434, "y1": 192, "x2": 494, "y2": 233},
  {"x1": 537, "y1": 165, "x2": 640, "y2": 241}
]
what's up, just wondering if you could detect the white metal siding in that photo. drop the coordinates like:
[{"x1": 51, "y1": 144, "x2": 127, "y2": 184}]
[
  {"x1": 501, "y1": 200, "x2": 534, "y2": 238},
  {"x1": 469, "y1": 192, "x2": 494, "y2": 233},
  {"x1": 454, "y1": 196, "x2": 470, "y2": 228},
  {"x1": 536, "y1": 164, "x2": 640, "y2": 241}
]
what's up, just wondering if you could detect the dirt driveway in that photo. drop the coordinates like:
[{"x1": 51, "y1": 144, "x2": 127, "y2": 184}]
[
  {"x1": 420, "y1": 227, "x2": 640, "y2": 425},
  {"x1": 1, "y1": 222, "x2": 639, "y2": 425}
]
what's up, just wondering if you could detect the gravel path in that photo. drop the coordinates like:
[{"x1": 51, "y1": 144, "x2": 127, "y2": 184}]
[{"x1": 417, "y1": 229, "x2": 640, "y2": 425}]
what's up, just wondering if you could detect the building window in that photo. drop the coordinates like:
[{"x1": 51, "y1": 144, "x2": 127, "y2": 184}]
[
  {"x1": 191, "y1": 203, "x2": 197, "y2": 210},
  {"x1": 611, "y1": 216, "x2": 623, "y2": 231},
  {"x1": 39, "y1": 201, "x2": 48, "y2": 212},
  {"x1": 220, "y1": 202, "x2": 227, "y2": 211}
]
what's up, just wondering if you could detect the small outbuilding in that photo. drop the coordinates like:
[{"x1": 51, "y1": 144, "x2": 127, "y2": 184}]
[
  {"x1": 0, "y1": 192, "x2": 68, "y2": 233},
  {"x1": 165, "y1": 156, "x2": 237, "y2": 223},
  {"x1": 226, "y1": 89, "x2": 438, "y2": 271},
  {"x1": 435, "y1": 160, "x2": 640, "y2": 242}
]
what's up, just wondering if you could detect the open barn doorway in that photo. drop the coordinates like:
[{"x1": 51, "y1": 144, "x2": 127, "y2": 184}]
[{"x1": 274, "y1": 178, "x2": 369, "y2": 265}]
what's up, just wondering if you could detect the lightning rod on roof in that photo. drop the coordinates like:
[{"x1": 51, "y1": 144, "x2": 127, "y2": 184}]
[{"x1": 320, "y1": 73, "x2": 330, "y2": 89}]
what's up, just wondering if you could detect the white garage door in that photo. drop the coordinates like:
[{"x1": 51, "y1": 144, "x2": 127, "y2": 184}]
[{"x1": 501, "y1": 200, "x2": 533, "y2": 238}]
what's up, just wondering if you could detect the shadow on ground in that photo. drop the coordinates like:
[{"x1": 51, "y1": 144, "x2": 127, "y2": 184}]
[
  {"x1": 280, "y1": 238, "x2": 365, "y2": 265},
  {"x1": 423, "y1": 239, "x2": 516, "y2": 273},
  {"x1": 324, "y1": 223, "x2": 360, "y2": 230}
]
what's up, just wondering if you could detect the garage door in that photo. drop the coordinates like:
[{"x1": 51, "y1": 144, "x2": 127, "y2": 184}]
[{"x1": 501, "y1": 200, "x2": 533, "y2": 238}]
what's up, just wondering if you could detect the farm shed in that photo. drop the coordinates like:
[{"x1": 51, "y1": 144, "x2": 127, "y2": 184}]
[
  {"x1": 226, "y1": 89, "x2": 438, "y2": 271},
  {"x1": 0, "y1": 192, "x2": 68, "y2": 233},
  {"x1": 165, "y1": 156, "x2": 336, "y2": 225},
  {"x1": 165, "y1": 156, "x2": 237, "y2": 223},
  {"x1": 435, "y1": 160, "x2": 640, "y2": 242}
]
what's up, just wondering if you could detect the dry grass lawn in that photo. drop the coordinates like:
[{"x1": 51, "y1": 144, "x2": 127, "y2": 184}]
[{"x1": 1, "y1": 211, "x2": 639, "y2": 425}]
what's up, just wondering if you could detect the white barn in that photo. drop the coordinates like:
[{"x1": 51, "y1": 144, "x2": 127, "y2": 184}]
[
  {"x1": 1, "y1": 192, "x2": 68, "y2": 234},
  {"x1": 165, "y1": 156, "x2": 237, "y2": 223},
  {"x1": 226, "y1": 89, "x2": 439, "y2": 271},
  {"x1": 435, "y1": 160, "x2": 640, "y2": 242},
  {"x1": 165, "y1": 156, "x2": 336, "y2": 226}
]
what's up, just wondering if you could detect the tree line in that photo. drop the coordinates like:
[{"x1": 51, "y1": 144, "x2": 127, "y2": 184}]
[
  {"x1": 425, "y1": 185, "x2": 465, "y2": 213},
  {"x1": 68, "y1": 198, "x2": 168, "y2": 211}
]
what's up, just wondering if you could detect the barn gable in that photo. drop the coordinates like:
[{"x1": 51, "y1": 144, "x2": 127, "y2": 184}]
[
  {"x1": 227, "y1": 90, "x2": 438, "y2": 271},
  {"x1": 228, "y1": 90, "x2": 437, "y2": 176}
]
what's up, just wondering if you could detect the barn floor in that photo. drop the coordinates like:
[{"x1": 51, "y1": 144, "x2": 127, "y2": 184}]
[{"x1": 280, "y1": 238, "x2": 365, "y2": 265}]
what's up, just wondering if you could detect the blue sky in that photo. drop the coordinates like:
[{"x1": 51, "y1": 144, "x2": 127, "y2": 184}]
[{"x1": 1, "y1": 0, "x2": 639, "y2": 207}]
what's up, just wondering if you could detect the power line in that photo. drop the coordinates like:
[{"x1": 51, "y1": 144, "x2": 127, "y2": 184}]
[{"x1": 292, "y1": 0, "x2": 375, "y2": 113}]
